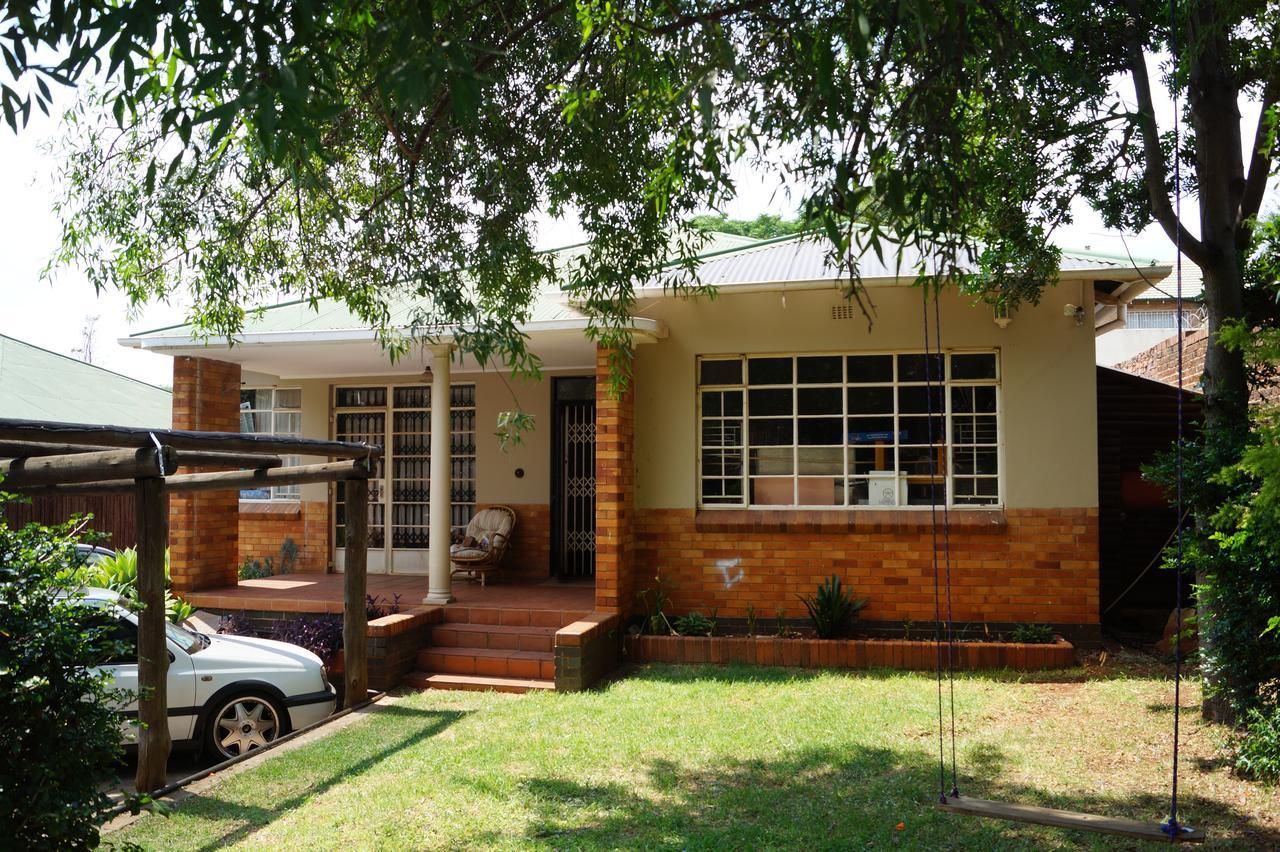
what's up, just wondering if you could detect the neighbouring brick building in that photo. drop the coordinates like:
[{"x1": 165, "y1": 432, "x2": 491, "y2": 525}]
[{"x1": 122, "y1": 233, "x2": 1172, "y2": 640}]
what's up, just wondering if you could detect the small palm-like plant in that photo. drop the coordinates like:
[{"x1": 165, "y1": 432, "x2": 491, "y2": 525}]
[{"x1": 799, "y1": 575, "x2": 867, "y2": 639}]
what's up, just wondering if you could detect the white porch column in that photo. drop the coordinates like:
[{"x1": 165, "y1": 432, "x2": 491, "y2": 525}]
[{"x1": 424, "y1": 343, "x2": 455, "y2": 604}]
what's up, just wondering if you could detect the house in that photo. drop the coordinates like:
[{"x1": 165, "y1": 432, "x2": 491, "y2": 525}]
[
  {"x1": 121, "y1": 233, "x2": 1169, "y2": 644},
  {"x1": 1095, "y1": 262, "x2": 1205, "y2": 369},
  {"x1": 0, "y1": 332, "x2": 171, "y2": 546}
]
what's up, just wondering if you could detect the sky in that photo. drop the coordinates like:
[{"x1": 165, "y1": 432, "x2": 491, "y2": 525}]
[{"x1": 0, "y1": 63, "x2": 1268, "y2": 389}]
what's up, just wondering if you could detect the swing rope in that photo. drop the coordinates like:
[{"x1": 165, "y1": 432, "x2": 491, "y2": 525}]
[{"x1": 923, "y1": 281, "x2": 959, "y2": 802}]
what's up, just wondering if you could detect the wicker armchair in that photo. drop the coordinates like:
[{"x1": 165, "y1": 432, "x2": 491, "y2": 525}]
[{"x1": 449, "y1": 506, "x2": 516, "y2": 587}]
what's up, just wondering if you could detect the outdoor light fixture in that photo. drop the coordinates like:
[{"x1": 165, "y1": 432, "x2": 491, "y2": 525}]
[
  {"x1": 1063, "y1": 303, "x2": 1086, "y2": 326},
  {"x1": 993, "y1": 302, "x2": 1012, "y2": 329}
]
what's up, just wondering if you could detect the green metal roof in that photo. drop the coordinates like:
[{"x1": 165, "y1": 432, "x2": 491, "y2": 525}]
[{"x1": 0, "y1": 334, "x2": 171, "y2": 428}]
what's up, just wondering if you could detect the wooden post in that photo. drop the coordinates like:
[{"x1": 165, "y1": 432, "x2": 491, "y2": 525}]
[
  {"x1": 343, "y1": 476, "x2": 369, "y2": 709},
  {"x1": 134, "y1": 476, "x2": 171, "y2": 793}
]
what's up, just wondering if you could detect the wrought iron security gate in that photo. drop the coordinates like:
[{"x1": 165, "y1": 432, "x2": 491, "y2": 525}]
[{"x1": 552, "y1": 377, "x2": 596, "y2": 579}]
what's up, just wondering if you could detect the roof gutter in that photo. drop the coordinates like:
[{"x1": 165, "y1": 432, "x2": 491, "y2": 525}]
[{"x1": 122, "y1": 316, "x2": 667, "y2": 352}]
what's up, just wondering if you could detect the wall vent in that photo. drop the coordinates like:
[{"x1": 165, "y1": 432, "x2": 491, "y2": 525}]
[{"x1": 831, "y1": 304, "x2": 857, "y2": 320}]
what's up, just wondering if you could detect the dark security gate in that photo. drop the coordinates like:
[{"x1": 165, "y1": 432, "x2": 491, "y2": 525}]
[{"x1": 552, "y1": 377, "x2": 596, "y2": 579}]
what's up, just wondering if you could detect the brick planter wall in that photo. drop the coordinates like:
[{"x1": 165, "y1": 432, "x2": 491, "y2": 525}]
[
  {"x1": 367, "y1": 609, "x2": 443, "y2": 690},
  {"x1": 555, "y1": 611, "x2": 621, "y2": 692},
  {"x1": 239, "y1": 500, "x2": 331, "y2": 573},
  {"x1": 625, "y1": 634, "x2": 1075, "y2": 671},
  {"x1": 170, "y1": 356, "x2": 242, "y2": 593},
  {"x1": 634, "y1": 507, "x2": 1099, "y2": 626}
]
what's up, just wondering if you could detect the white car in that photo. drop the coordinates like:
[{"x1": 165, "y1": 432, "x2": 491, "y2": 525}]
[{"x1": 77, "y1": 588, "x2": 336, "y2": 760}]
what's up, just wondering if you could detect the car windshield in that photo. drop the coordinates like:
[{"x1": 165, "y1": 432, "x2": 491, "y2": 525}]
[{"x1": 164, "y1": 619, "x2": 203, "y2": 654}]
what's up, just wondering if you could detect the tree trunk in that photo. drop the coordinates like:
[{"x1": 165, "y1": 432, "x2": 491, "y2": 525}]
[{"x1": 1186, "y1": 8, "x2": 1251, "y2": 722}]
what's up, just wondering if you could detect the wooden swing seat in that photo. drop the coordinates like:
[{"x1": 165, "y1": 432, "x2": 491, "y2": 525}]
[{"x1": 939, "y1": 795, "x2": 1205, "y2": 843}]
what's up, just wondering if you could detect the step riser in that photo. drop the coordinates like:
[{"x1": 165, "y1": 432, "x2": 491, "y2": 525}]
[
  {"x1": 443, "y1": 607, "x2": 589, "y2": 629},
  {"x1": 431, "y1": 627, "x2": 554, "y2": 653},
  {"x1": 402, "y1": 673, "x2": 553, "y2": 695},
  {"x1": 418, "y1": 650, "x2": 556, "y2": 681}
]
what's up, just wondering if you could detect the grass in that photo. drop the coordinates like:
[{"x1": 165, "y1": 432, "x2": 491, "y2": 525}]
[{"x1": 108, "y1": 661, "x2": 1279, "y2": 850}]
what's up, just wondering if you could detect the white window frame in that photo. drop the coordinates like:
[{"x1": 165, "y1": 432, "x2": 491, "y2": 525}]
[
  {"x1": 239, "y1": 387, "x2": 302, "y2": 501},
  {"x1": 695, "y1": 350, "x2": 1003, "y2": 510}
]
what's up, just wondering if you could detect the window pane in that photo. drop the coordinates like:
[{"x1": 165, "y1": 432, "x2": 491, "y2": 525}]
[
  {"x1": 848, "y1": 446, "x2": 889, "y2": 475},
  {"x1": 748, "y1": 419, "x2": 792, "y2": 445},
  {"x1": 798, "y1": 446, "x2": 842, "y2": 475},
  {"x1": 275, "y1": 388, "x2": 302, "y2": 409},
  {"x1": 899, "y1": 445, "x2": 943, "y2": 475},
  {"x1": 798, "y1": 478, "x2": 843, "y2": 505},
  {"x1": 898, "y1": 353, "x2": 944, "y2": 382},
  {"x1": 747, "y1": 357, "x2": 792, "y2": 385},
  {"x1": 898, "y1": 385, "x2": 945, "y2": 414},
  {"x1": 847, "y1": 386, "x2": 893, "y2": 415},
  {"x1": 702, "y1": 420, "x2": 743, "y2": 448},
  {"x1": 951, "y1": 385, "x2": 997, "y2": 414},
  {"x1": 748, "y1": 388, "x2": 792, "y2": 416},
  {"x1": 847, "y1": 355, "x2": 893, "y2": 383},
  {"x1": 700, "y1": 359, "x2": 742, "y2": 386},
  {"x1": 702, "y1": 450, "x2": 743, "y2": 477},
  {"x1": 701, "y1": 391, "x2": 722, "y2": 417},
  {"x1": 798, "y1": 418, "x2": 842, "y2": 445},
  {"x1": 241, "y1": 389, "x2": 272, "y2": 409},
  {"x1": 954, "y1": 447, "x2": 999, "y2": 476},
  {"x1": 847, "y1": 417, "x2": 896, "y2": 442},
  {"x1": 274, "y1": 412, "x2": 302, "y2": 436},
  {"x1": 952, "y1": 415, "x2": 997, "y2": 445},
  {"x1": 951, "y1": 353, "x2": 997, "y2": 380},
  {"x1": 750, "y1": 477, "x2": 794, "y2": 505},
  {"x1": 906, "y1": 481, "x2": 945, "y2": 506},
  {"x1": 797, "y1": 356, "x2": 842, "y2": 384},
  {"x1": 749, "y1": 447, "x2": 793, "y2": 475},
  {"x1": 798, "y1": 387, "x2": 842, "y2": 415},
  {"x1": 899, "y1": 416, "x2": 945, "y2": 445}
]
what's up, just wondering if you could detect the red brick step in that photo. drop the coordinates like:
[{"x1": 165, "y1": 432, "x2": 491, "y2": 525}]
[
  {"x1": 417, "y1": 646, "x2": 556, "y2": 680},
  {"x1": 403, "y1": 672, "x2": 554, "y2": 694},
  {"x1": 431, "y1": 623, "x2": 557, "y2": 653}
]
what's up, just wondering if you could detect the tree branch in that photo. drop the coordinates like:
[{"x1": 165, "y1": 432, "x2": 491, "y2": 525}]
[
  {"x1": 1123, "y1": 11, "x2": 1214, "y2": 268},
  {"x1": 1237, "y1": 77, "x2": 1278, "y2": 247}
]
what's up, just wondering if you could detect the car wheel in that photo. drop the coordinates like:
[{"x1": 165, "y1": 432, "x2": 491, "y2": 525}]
[{"x1": 206, "y1": 693, "x2": 287, "y2": 760}]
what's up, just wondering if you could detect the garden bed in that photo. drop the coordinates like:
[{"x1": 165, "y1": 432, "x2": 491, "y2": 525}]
[{"x1": 624, "y1": 633, "x2": 1075, "y2": 671}]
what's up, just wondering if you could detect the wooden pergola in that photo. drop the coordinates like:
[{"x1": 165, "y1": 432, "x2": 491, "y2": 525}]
[{"x1": 0, "y1": 417, "x2": 381, "y2": 793}]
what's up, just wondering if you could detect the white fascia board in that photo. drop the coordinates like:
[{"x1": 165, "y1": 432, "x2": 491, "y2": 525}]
[{"x1": 120, "y1": 316, "x2": 666, "y2": 352}]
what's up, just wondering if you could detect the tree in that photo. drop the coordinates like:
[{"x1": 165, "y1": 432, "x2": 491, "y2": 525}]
[{"x1": 690, "y1": 212, "x2": 808, "y2": 239}]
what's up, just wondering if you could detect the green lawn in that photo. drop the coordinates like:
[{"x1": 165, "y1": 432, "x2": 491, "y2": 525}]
[{"x1": 108, "y1": 664, "x2": 1278, "y2": 850}]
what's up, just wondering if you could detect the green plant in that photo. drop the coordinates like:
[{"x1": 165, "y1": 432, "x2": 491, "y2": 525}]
[
  {"x1": 672, "y1": 611, "x2": 715, "y2": 637},
  {"x1": 1235, "y1": 706, "x2": 1280, "y2": 783},
  {"x1": 799, "y1": 575, "x2": 867, "y2": 640},
  {"x1": 76, "y1": 546, "x2": 193, "y2": 625},
  {"x1": 636, "y1": 574, "x2": 674, "y2": 636},
  {"x1": 745, "y1": 605, "x2": 757, "y2": 637},
  {"x1": 0, "y1": 508, "x2": 127, "y2": 847},
  {"x1": 775, "y1": 607, "x2": 789, "y2": 638},
  {"x1": 239, "y1": 557, "x2": 273, "y2": 580},
  {"x1": 902, "y1": 618, "x2": 914, "y2": 641},
  {"x1": 238, "y1": 537, "x2": 300, "y2": 580},
  {"x1": 1010, "y1": 623, "x2": 1056, "y2": 645}
]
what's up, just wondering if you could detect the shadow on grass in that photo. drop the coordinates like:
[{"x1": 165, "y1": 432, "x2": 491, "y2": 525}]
[
  {"x1": 172, "y1": 704, "x2": 465, "y2": 852},
  {"x1": 483, "y1": 743, "x2": 1275, "y2": 850}
]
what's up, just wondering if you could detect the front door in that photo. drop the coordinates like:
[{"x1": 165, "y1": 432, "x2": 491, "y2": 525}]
[
  {"x1": 552, "y1": 377, "x2": 596, "y2": 579},
  {"x1": 333, "y1": 383, "x2": 476, "y2": 574}
]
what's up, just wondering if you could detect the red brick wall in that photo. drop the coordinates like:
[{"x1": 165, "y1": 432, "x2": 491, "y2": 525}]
[
  {"x1": 635, "y1": 507, "x2": 1100, "y2": 625},
  {"x1": 239, "y1": 501, "x2": 330, "y2": 573},
  {"x1": 1114, "y1": 330, "x2": 1207, "y2": 390},
  {"x1": 170, "y1": 356, "x2": 241, "y2": 593},
  {"x1": 476, "y1": 502, "x2": 551, "y2": 581},
  {"x1": 595, "y1": 348, "x2": 636, "y2": 614}
]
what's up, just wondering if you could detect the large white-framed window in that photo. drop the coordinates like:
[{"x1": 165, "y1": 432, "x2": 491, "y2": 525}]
[
  {"x1": 697, "y1": 351, "x2": 1001, "y2": 509},
  {"x1": 239, "y1": 388, "x2": 302, "y2": 500}
]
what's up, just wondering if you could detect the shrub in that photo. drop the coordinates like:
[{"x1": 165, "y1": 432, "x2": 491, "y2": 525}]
[
  {"x1": 73, "y1": 546, "x2": 193, "y2": 624},
  {"x1": 366, "y1": 593, "x2": 401, "y2": 620},
  {"x1": 216, "y1": 611, "x2": 257, "y2": 636},
  {"x1": 1011, "y1": 623, "x2": 1056, "y2": 644},
  {"x1": 270, "y1": 614, "x2": 344, "y2": 662},
  {"x1": 238, "y1": 537, "x2": 300, "y2": 580},
  {"x1": 1235, "y1": 706, "x2": 1280, "y2": 783},
  {"x1": 0, "y1": 510, "x2": 126, "y2": 848},
  {"x1": 636, "y1": 574, "x2": 674, "y2": 635},
  {"x1": 673, "y1": 611, "x2": 715, "y2": 637},
  {"x1": 799, "y1": 575, "x2": 867, "y2": 639}
]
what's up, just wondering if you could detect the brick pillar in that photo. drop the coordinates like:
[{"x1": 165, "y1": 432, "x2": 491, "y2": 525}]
[
  {"x1": 595, "y1": 347, "x2": 636, "y2": 615},
  {"x1": 169, "y1": 356, "x2": 241, "y2": 593}
]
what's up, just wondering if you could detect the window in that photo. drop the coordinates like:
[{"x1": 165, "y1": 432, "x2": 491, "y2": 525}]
[
  {"x1": 697, "y1": 352, "x2": 1000, "y2": 508},
  {"x1": 239, "y1": 388, "x2": 302, "y2": 500}
]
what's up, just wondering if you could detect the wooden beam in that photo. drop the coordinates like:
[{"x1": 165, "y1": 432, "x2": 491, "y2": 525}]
[
  {"x1": 343, "y1": 476, "x2": 369, "y2": 709},
  {"x1": 0, "y1": 441, "x2": 110, "y2": 458},
  {"x1": 939, "y1": 795, "x2": 1204, "y2": 843},
  {"x1": 0, "y1": 417, "x2": 380, "y2": 459},
  {"x1": 133, "y1": 477, "x2": 171, "y2": 794},
  {"x1": 0, "y1": 447, "x2": 174, "y2": 487},
  {"x1": 171, "y1": 450, "x2": 283, "y2": 470},
  {"x1": 6, "y1": 459, "x2": 373, "y2": 497}
]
